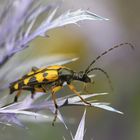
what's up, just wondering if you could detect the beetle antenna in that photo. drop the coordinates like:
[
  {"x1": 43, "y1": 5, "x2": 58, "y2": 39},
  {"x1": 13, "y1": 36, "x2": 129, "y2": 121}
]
[
  {"x1": 87, "y1": 67, "x2": 113, "y2": 91},
  {"x1": 85, "y1": 43, "x2": 134, "y2": 74}
]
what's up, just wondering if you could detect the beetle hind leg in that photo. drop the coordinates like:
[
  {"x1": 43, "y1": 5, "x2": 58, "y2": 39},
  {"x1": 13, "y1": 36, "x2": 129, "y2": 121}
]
[
  {"x1": 14, "y1": 90, "x2": 21, "y2": 103},
  {"x1": 31, "y1": 89, "x2": 35, "y2": 99}
]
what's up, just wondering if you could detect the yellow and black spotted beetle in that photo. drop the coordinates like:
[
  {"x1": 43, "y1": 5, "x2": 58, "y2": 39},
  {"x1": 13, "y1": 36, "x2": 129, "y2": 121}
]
[{"x1": 9, "y1": 43, "x2": 134, "y2": 124}]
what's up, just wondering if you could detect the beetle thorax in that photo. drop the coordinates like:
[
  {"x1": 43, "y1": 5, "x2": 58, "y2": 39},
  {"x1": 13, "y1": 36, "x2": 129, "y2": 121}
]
[{"x1": 58, "y1": 68, "x2": 74, "y2": 82}]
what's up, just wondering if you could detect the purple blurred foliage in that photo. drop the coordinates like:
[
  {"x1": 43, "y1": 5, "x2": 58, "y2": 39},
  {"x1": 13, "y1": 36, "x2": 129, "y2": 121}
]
[
  {"x1": 0, "y1": 0, "x2": 108, "y2": 67},
  {"x1": 0, "y1": 0, "x2": 57, "y2": 67}
]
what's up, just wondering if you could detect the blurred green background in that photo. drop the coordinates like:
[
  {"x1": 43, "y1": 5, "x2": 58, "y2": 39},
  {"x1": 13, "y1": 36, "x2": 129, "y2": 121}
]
[{"x1": 0, "y1": 0, "x2": 140, "y2": 140}]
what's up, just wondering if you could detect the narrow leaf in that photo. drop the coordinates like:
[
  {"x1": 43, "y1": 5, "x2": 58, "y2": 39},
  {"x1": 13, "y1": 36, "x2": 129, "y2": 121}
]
[
  {"x1": 74, "y1": 109, "x2": 86, "y2": 140},
  {"x1": 92, "y1": 103, "x2": 124, "y2": 114}
]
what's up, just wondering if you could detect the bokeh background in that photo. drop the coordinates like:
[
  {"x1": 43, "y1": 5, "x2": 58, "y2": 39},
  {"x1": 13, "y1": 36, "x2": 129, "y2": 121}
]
[{"x1": 0, "y1": 0, "x2": 140, "y2": 140}]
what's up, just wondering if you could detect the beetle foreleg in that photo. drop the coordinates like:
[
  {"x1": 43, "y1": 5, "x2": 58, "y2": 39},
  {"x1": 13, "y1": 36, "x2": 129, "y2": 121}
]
[
  {"x1": 83, "y1": 83, "x2": 89, "y2": 93},
  {"x1": 83, "y1": 81, "x2": 95, "y2": 93},
  {"x1": 68, "y1": 84, "x2": 91, "y2": 106}
]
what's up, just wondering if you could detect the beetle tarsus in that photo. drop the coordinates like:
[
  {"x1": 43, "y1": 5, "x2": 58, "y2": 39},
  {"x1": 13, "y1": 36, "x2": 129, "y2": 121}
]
[{"x1": 52, "y1": 108, "x2": 58, "y2": 126}]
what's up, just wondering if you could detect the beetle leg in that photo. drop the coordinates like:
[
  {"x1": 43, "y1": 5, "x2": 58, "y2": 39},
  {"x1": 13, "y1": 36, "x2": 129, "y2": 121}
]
[
  {"x1": 51, "y1": 86, "x2": 62, "y2": 126},
  {"x1": 67, "y1": 84, "x2": 91, "y2": 106},
  {"x1": 22, "y1": 86, "x2": 35, "y2": 99},
  {"x1": 51, "y1": 86, "x2": 62, "y2": 108},
  {"x1": 83, "y1": 81, "x2": 95, "y2": 93},
  {"x1": 41, "y1": 85, "x2": 62, "y2": 126},
  {"x1": 14, "y1": 90, "x2": 21, "y2": 102},
  {"x1": 51, "y1": 91, "x2": 58, "y2": 126},
  {"x1": 83, "y1": 83, "x2": 89, "y2": 93},
  {"x1": 40, "y1": 85, "x2": 47, "y2": 92},
  {"x1": 31, "y1": 88, "x2": 35, "y2": 99}
]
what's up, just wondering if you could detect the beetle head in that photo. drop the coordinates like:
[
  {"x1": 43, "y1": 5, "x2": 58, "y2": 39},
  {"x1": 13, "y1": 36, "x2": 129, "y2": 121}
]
[{"x1": 78, "y1": 71, "x2": 91, "y2": 83}]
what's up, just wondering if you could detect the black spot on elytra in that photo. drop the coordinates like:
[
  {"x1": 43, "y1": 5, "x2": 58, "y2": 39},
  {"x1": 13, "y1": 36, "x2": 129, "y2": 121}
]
[
  {"x1": 29, "y1": 77, "x2": 37, "y2": 83},
  {"x1": 43, "y1": 72, "x2": 48, "y2": 77}
]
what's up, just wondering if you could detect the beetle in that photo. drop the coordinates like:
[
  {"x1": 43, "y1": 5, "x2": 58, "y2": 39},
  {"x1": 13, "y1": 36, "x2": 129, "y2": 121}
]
[{"x1": 9, "y1": 43, "x2": 134, "y2": 125}]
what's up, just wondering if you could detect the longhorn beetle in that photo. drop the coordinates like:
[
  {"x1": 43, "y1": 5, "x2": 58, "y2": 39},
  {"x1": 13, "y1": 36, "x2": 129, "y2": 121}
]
[{"x1": 9, "y1": 43, "x2": 134, "y2": 125}]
